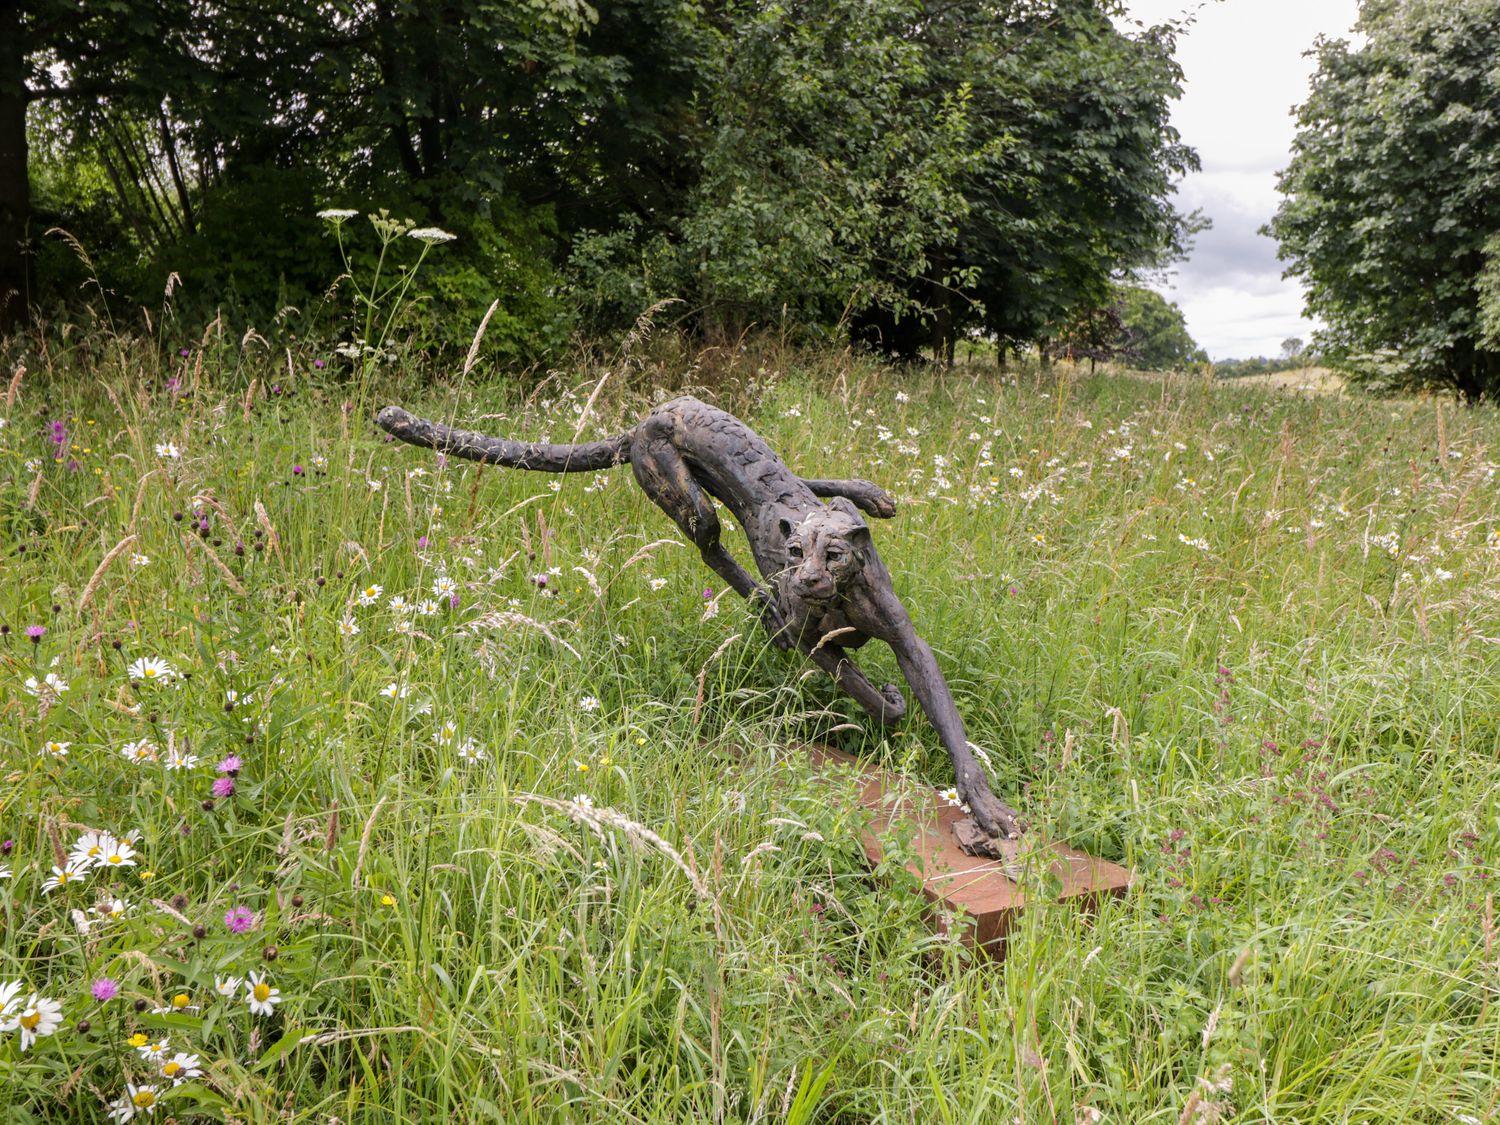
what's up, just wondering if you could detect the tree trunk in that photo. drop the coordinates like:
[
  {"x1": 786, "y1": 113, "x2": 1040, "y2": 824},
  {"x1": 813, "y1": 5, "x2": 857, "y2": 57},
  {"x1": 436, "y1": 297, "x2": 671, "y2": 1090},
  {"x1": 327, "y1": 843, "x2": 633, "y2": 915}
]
[
  {"x1": 0, "y1": 9, "x2": 31, "y2": 333},
  {"x1": 158, "y1": 106, "x2": 196, "y2": 236}
]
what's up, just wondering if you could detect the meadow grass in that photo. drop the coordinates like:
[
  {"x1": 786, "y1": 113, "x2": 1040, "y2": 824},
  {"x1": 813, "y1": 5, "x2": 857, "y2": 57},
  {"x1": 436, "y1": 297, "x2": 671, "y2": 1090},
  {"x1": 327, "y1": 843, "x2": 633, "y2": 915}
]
[{"x1": 0, "y1": 332, "x2": 1497, "y2": 1123}]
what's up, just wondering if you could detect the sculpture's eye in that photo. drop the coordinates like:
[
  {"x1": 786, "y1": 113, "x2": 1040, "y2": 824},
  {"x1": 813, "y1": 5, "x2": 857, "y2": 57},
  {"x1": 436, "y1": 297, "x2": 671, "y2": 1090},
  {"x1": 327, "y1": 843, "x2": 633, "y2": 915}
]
[
  {"x1": 787, "y1": 544, "x2": 803, "y2": 558},
  {"x1": 825, "y1": 549, "x2": 844, "y2": 563}
]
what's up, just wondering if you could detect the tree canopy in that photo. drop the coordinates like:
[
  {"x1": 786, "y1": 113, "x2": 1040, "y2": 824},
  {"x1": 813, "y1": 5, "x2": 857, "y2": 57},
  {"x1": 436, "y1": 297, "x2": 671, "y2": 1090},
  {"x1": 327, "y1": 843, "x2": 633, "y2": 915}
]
[
  {"x1": 1268, "y1": 0, "x2": 1500, "y2": 399},
  {"x1": 4, "y1": 0, "x2": 1199, "y2": 366}
]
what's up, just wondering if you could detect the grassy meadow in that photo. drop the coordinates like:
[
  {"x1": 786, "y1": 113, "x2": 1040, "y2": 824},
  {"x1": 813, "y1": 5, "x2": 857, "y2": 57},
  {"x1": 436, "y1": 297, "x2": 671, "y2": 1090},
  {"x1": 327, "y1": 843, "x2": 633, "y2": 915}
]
[{"x1": 0, "y1": 332, "x2": 1498, "y2": 1123}]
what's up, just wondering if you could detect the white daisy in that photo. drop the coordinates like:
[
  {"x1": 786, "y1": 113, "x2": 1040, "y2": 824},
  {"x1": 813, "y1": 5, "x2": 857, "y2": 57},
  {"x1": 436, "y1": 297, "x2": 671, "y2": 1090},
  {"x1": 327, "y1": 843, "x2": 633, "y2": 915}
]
[
  {"x1": 99, "y1": 839, "x2": 138, "y2": 869},
  {"x1": 0, "y1": 981, "x2": 22, "y2": 1023},
  {"x1": 70, "y1": 830, "x2": 114, "y2": 868},
  {"x1": 10, "y1": 993, "x2": 63, "y2": 1050},
  {"x1": 432, "y1": 575, "x2": 457, "y2": 597},
  {"x1": 154, "y1": 441, "x2": 181, "y2": 459},
  {"x1": 126, "y1": 656, "x2": 177, "y2": 683},
  {"x1": 578, "y1": 696, "x2": 600, "y2": 713},
  {"x1": 163, "y1": 748, "x2": 200, "y2": 771},
  {"x1": 416, "y1": 599, "x2": 438, "y2": 616},
  {"x1": 40, "y1": 739, "x2": 70, "y2": 759},
  {"x1": 108, "y1": 1082, "x2": 161, "y2": 1122},
  {"x1": 244, "y1": 971, "x2": 282, "y2": 1016},
  {"x1": 571, "y1": 793, "x2": 596, "y2": 811},
  {"x1": 388, "y1": 595, "x2": 410, "y2": 613},
  {"x1": 22, "y1": 672, "x2": 69, "y2": 697},
  {"x1": 649, "y1": 578, "x2": 668, "y2": 591},
  {"x1": 42, "y1": 860, "x2": 88, "y2": 892},
  {"x1": 160, "y1": 1052, "x2": 202, "y2": 1085},
  {"x1": 130, "y1": 553, "x2": 150, "y2": 567},
  {"x1": 378, "y1": 682, "x2": 409, "y2": 699},
  {"x1": 121, "y1": 740, "x2": 158, "y2": 764},
  {"x1": 434, "y1": 720, "x2": 458, "y2": 746},
  {"x1": 455, "y1": 738, "x2": 486, "y2": 764},
  {"x1": 357, "y1": 584, "x2": 383, "y2": 606},
  {"x1": 312, "y1": 454, "x2": 327, "y2": 469},
  {"x1": 938, "y1": 787, "x2": 963, "y2": 807},
  {"x1": 337, "y1": 616, "x2": 360, "y2": 638},
  {"x1": 136, "y1": 1036, "x2": 171, "y2": 1061},
  {"x1": 214, "y1": 975, "x2": 243, "y2": 997}
]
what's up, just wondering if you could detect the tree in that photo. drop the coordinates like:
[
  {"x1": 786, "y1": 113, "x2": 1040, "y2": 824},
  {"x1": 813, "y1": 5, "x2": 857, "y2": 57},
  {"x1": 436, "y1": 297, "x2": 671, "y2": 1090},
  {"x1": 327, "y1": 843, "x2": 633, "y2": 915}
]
[
  {"x1": 1268, "y1": 0, "x2": 1500, "y2": 399},
  {"x1": 4, "y1": 2, "x2": 196, "y2": 330},
  {"x1": 572, "y1": 1, "x2": 1200, "y2": 360},
  {"x1": 942, "y1": 3, "x2": 1200, "y2": 359},
  {"x1": 1117, "y1": 285, "x2": 1204, "y2": 369},
  {"x1": 8, "y1": 0, "x2": 1198, "y2": 368}
]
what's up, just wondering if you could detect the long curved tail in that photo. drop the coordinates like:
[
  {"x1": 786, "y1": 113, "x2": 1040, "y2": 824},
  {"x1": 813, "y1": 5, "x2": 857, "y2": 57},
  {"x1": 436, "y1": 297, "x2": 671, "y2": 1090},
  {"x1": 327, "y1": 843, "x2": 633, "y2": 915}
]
[{"x1": 376, "y1": 406, "x2": 632, "y2": 472}]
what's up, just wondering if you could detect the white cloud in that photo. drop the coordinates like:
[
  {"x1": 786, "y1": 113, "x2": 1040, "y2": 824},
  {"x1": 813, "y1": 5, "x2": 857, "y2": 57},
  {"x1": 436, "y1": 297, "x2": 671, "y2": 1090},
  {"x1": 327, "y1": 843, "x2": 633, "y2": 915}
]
[{"x1": 1122, "y1": 0, "x2": 1362, "y2": 358}]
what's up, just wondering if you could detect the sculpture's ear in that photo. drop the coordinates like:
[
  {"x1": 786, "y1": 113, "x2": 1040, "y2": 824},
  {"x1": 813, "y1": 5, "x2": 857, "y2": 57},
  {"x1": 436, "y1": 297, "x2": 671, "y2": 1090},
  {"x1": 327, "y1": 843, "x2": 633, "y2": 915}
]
[
  {"x1": 827, "y1": 497, "x2": 868, "y2": 528},
  {"x1": 778, "y1": 516, "x2": 795, "y2": 540}
]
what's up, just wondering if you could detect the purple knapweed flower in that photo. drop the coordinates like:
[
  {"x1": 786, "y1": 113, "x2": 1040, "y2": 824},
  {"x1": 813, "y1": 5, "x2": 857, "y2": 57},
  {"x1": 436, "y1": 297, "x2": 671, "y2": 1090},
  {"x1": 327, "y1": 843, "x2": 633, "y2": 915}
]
[
  {"x1": 212, "y1": 777, "x2": 236, "y2": 799},
  {"x1": 313, "y1": 358, "x2": 325, "y2": 369},
  {"x1": 91, "y1": 978, "x2": 119, "y2": 1002},
  {"x1": 179, "y1": 348, "x2": 190, "y2": 358},
  {"x1": 25, "y1": 625, "x2": 45, "y2": 644},
  {"x1": 216, "y1": 755, "x2": 242, "y2": 775},
  {"x1": 224, "y1": 905, "x2": 254, "y2": 933},
  {"x1": 416, "y1": 536, "x2": 429, "y2": 550},
  {"x1": 449, "y1": 593, "x2": 460, "y2": 609},
  {"x1": 292, "y1": 465, "x2": 304, "y2": 476}
]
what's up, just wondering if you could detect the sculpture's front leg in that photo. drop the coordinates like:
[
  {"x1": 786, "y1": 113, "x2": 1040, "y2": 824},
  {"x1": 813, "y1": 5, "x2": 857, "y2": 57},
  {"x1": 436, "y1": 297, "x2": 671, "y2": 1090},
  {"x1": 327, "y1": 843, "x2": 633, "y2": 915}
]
[{"x1": 889, "y1": 629, "x2": 1021, "y2": 840}]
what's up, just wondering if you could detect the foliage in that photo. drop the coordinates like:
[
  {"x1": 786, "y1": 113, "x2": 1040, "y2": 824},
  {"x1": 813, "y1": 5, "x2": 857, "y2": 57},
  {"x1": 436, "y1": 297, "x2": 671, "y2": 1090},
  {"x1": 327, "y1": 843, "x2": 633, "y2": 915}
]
[
  {"x1": 1268, "y1": 0, "x2": 1500, "y2": 399},
  {"x1": 943, "y1": 5, "x2": 1200, "y2": 356},
  {"x1": 1052, "y1": 285, "x2": 1204, "y2": 372},
  {"x1": 1117, "y1": 285, "x2": 1206, "y2": 370},
  {"x1": 1, "y1": 325, "x2": 1498, "y2": 1119},
  {"x1": 1214, "y1": 355, "x2": 1318, "y2": 379},
  {"x1": 8, "y1": 0, "x2": 1198, "y2": 364}
]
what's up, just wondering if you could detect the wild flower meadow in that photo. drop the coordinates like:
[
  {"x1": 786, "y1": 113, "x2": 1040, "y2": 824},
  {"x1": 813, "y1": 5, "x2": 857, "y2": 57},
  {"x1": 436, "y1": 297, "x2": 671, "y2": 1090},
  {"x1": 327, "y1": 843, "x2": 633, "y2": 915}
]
[{"x1": 0, "y1": 333, "x2": 1497, "y2": 1121}]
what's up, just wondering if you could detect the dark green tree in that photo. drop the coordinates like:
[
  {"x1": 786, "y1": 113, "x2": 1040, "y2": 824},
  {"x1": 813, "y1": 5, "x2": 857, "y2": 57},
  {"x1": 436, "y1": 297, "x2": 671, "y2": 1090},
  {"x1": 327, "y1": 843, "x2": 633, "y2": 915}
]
[
  {"x1": 1117, "y1": 285, "x2": 1204, "y2": 370},
  {"x1": 939, "y1": 2, "x2": 1200, "y2": 361},
  {"x1": 4, "y1": 2, "x2": 208, "y2": 329},
  {"x1": 1268, "y1": 0, "x2": 1500, "y2": 398}
]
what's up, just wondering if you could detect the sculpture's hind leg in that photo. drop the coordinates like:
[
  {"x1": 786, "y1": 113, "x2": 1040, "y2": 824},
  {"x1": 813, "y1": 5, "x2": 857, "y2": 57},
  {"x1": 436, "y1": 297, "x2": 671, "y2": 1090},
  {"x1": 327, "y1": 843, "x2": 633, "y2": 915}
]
[
  {"x1": 806, "y1": 642, "x2": 907, "y2": 725},
  {"x1": 632, "y1": 418, "x2": 789, "y2": 644}
]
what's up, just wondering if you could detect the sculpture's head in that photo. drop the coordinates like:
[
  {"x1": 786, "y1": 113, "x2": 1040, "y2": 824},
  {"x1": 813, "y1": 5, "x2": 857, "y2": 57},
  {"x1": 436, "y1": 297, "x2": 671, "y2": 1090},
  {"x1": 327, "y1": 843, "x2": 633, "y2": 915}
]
[{"x1": 778, "y1": 506, "x2": 870, "y2": 606}]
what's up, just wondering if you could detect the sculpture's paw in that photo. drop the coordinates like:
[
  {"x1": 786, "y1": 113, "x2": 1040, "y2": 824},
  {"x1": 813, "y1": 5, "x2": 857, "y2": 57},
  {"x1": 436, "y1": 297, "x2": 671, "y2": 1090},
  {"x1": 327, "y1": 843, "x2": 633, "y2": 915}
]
[
  {"x1": 875, "y1": 682, "x2": 907, "y2": 723},
  {"x1": 952, "y1": 817, "x2": 1016, "y2": 861},
  {"x1": 862, "y1": 484, "x2": 898, "y2": 519},
  {"x1": 962, "y1": 786, "x2": 1023, "y2": 841}
]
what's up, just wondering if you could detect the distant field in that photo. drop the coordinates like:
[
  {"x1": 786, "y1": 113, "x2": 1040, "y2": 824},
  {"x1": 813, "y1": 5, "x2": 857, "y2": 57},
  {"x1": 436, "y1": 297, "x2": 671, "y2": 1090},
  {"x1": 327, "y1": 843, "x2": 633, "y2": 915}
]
[
  {"x1": 1, "y1": 340, "x2": 1497, "y2": 1122},
  {"x1": 1216, "y1": 365, "x2": 1347, "y2": 394}
]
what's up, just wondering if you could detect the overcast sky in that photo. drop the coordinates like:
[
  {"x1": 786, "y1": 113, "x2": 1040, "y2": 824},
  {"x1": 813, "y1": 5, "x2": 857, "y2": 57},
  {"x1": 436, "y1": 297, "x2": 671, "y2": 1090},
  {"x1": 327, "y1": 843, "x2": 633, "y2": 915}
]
[{"x1": 1120, "y1": 0, "x2": 1362, "y2": 359}]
